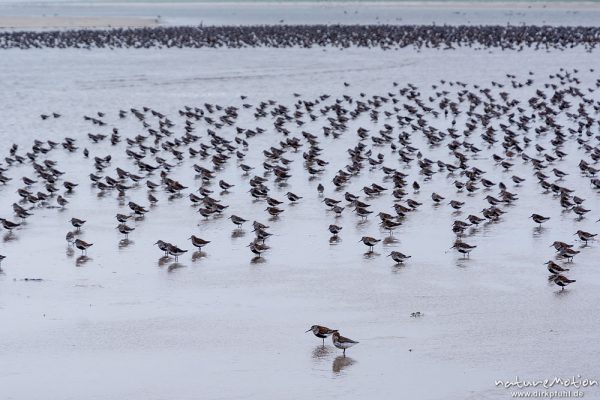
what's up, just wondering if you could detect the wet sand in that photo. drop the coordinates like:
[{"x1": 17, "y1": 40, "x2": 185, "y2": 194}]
[
  {"x1": 0, "y1": 16, "x2": 159, "y2": 29},
  {"x1": 0, "y1": 46, "x2": 599, "y2": 399},
  {"x1": 1, "y1": 1, "x2": 600, "y2": 28}
]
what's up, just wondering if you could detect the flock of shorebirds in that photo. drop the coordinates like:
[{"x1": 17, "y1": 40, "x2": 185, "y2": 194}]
[
  {"x1": 0, "y1": 66, "x2": 598, "y2": 294},
  {"x1": 0, "y1": 25, "x2": 599, "y2": 51}
]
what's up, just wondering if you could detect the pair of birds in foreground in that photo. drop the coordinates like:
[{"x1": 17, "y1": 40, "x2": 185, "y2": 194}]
[
  {"x1": 305, "y1": 325, "x2": 358, "y2": 356},
  {"x1": 545, "y1": 260, "x2": 576, "y2": 290}
]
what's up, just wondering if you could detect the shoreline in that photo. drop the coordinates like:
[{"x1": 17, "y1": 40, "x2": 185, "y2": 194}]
[{"x1": 38, "y1": 1, "x2": 600, "y2": 9}]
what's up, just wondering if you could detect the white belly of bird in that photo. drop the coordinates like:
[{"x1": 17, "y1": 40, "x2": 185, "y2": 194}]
[{"x1": 334, "y1": 340, "x2": 356, "y2": 350}]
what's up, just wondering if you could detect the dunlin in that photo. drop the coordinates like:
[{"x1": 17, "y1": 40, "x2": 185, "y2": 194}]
[
  {"x1": 229, "y1": 215, "x2": 247, "y2": 228},
  {"x1": 544, "y1": 260, "x2": 569, "y2": 275},
  {"x1": 189, "y1": 235, "x2": 211, "y2": 250},
  {"x1": 70, "y1": 217, "x2": 86, "y2": 231},
  {"x1": 451, "y1": 241, "x2": 476, "y2": 258},
  {"x1": 167, "y1": 244, "x2": 188, "y2": 261},
  {"x1": 116, "y1": 213, "x2": 131, "y2": 223},
  {"x1": 305, "y1": 325, "x2": 337, "y2": 346},
  {"x1": 286, "y1": 192, "x2": 302, "y2": 202},
  {"x1": 387, "y1": 251, "x2": 411, "y2": 264},
  {"x1": 329, "y1": 224, "x2": 342, "y2": 236},
  {"x1": 117, "y1": 223, "x2": 135, "y2": 238},
  {"x1": 360, "y1": 236, "x2": 380, "y2": 252},
  {"x1": 552, "y1": 274, "x2": 576, "y2": 290},
  {"x1": 575, "y1": 230, "x2": 597, "y2": 244},
  {"x1": 74, "y1": 239, "x2": 93, "y2": 255},
  {"x1": 0, "y1": 218, "x2": 21, "y2": 231},
  {"x1": 154, "y1": 240, "x2": 172, "y2": 256},
  {"x1": 66, "y1": 231, "x2": 75, "y2": 245},
  {"x1": 332, "y1": 331, "x2": 359, "y2": 357},
  {"x1": 248, "y1": 241, "x2": 270, "y2": 257},
  {"x1": 56, "y1": 195, "x2": 68, "y2": 208},
  {"x1": 529, "y1": 213, "x2": 550, "y2": 226}
]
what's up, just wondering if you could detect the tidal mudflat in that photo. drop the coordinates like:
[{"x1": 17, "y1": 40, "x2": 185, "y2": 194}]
[{"x1": 1, "y1": 12, "x2": 599, "y2": 400}]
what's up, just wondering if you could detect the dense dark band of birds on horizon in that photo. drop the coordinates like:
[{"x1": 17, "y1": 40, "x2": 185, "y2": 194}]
[
  {"x1": 1, "y1": 24, "x2": 600, "y2": 50},
  {"x1": 0, "y1": 66, "x2": 599, "y2": 291}
]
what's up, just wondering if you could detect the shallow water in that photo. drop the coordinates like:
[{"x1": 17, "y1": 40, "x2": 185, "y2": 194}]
[{"x1": 0, "y1": 47, "x2": 599, "y2": 399}]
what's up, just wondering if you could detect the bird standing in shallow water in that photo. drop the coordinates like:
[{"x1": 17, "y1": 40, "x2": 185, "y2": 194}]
[
  {"x1": 167, "y1": 244, "x2": 188, "y2": 261},
  {"x1": 57, "y1": 195, "x2": 68, "y2": 208},
  {"x1": 529, "y1": 213, "x2": 550, "y2": 226},
  {"x1": 66, "y1": 231, "x2": 75, "y2": 245},
  {"x1": 544, "y1": 260, "x2": 569, "y2": 275},
  {"x1": 328, "y1": 224, "x2": 342, "y2": 237},
  {"x1": 552, "y1": 274, "x2": 576, "y2": 290},
  {"x1": 451, "y1": 241, "x2": 476, "y2": 258},
  {"x1": 189, "y1": 235, "x2": 210, "y2": 250},
  {"x1": 229, "y1": 214, "x2": 247, "y2": 228},
  {"x1": 117, "y1": 223, "x2": 135, "y2": 238},
  {"x1": 154, "y1": 240, "x2": 172, "y2": 257},
  {"x1": 305, "y1": 325, "x2": 337, "y2": 346},
  {"x1": 248, "y1": 241, "x2": 270, "y2": 257},
  {"x1": 360, "y1": 236, "x2": 380, "y2": 253},
  {"x1": 388, "y1": 251, "x2": 411, "y2": 264},
  {"x1": 74, "y1": 239, "x2": 93, "y2": 255},
  {"x1": 0, "y1": 218, "x2": 20, "y2": 231},
  {"x1": 70, "y1": 217, "x2": 86, "y2": 231},
  {"x1": 332, "y1": 331, "x2": 358, "y2": 357},
  {"x1": 286, "y1": 192, "x2": 302, "y2": 203},
  {"x1": 575, "y1": 230, "x2": 597, "y2": 244}
]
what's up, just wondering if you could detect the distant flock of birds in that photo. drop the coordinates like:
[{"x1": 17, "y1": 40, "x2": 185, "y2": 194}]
[
  {"x1": 0, "y1": 67, "x2": 599, "y2": 293},
  {"x1": 0, "y1": 25, "x2": 599, "y2": 51}
]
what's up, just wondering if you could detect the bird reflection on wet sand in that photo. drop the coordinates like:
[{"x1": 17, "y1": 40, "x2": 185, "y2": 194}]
[
  {"x1": 332, "y1": 356, "x2": 355, "y2": 373},
  {"x1": 329, "y1": 235, "x2": 341, "y2": 245},
  {"x1": 167, "y1": 262, "x2": 186, "y2": 272},
  {"x1": 76, "y1": 255, "x2": 91, "y2": 266},
  {"x1": 383, "y1": 236, "x2": 398, "y2": 245},
  {"x1": 119, "y1": 238, "x2": 134, "y2": 249},
  {"x1": 231, "y1": 229, "x2": 245, "y2": 239},
  {"x1": 312, "y1": 345, "x2": 333, "y2": 360},
  {"x1": 250, "y1": 256, "x2": 266, "y2": 264},
  {"x1": 157, "y1": 256, "x2": 171, "y2": 267},
  {"x1": 532, "y1": 226, "x2": 547, "y2": 237},
  {"x1": 192, "y1": 251, "x2": 207, "y2": 261}
]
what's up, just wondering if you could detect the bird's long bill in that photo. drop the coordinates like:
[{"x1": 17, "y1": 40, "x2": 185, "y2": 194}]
[{"x1": 305, "y1": 328, "x2": 312, "y2": 333}]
